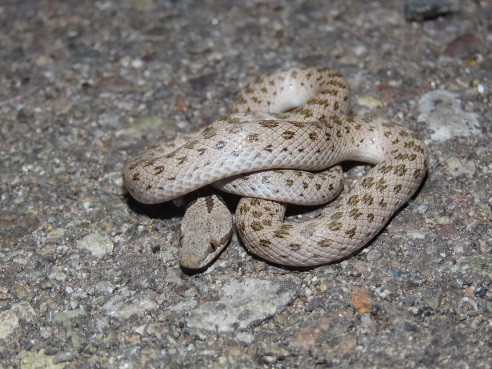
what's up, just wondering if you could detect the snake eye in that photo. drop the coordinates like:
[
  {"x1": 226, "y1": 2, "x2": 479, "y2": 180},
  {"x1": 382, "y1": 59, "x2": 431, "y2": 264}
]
[{"x1": 208, "y1": 242, "x2": 217, "y2": 253}]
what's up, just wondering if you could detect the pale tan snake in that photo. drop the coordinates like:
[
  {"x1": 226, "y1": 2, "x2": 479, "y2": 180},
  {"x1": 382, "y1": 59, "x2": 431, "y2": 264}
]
[{"x1": 122, "y1": 67, "x2": 428, "y2": 268}]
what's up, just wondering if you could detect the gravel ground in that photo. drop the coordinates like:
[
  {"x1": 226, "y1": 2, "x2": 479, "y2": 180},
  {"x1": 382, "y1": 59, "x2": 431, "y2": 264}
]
[{"x1": 1, "y1": 0, "x2": 490, "y2": 368}]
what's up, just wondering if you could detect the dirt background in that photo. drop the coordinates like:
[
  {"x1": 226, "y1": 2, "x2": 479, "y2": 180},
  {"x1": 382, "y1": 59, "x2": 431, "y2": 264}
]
[{"x1": 0, "y1": 0, "x2": 490, "y2": 368}]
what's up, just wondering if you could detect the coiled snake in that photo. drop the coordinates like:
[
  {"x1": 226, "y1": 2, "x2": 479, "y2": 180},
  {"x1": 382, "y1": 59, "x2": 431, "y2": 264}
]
[{"x1": 122, "y1": 67, "x2": 428, "y2": 269}]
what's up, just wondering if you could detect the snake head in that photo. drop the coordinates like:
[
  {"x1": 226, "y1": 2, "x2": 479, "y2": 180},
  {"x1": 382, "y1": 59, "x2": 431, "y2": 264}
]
[{"x1": 178, "y1": 195, "x2": 233, "y2": 269}]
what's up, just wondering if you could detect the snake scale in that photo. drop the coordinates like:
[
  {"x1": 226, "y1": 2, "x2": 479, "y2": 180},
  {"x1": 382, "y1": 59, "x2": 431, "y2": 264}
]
[{"x1": 122, "y1": 67, "x2": 428, "y2": 268}]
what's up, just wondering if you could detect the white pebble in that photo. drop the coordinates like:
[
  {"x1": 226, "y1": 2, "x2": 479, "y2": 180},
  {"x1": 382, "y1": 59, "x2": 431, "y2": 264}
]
[{"x1": 131, "y1": 58, "x2": 143, "y2": 69}]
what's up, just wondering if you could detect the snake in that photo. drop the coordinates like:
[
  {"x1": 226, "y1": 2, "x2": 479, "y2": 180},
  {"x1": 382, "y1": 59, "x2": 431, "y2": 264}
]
[{"x1": 122, "y1": 67, "x2": 428, "y2": 269}]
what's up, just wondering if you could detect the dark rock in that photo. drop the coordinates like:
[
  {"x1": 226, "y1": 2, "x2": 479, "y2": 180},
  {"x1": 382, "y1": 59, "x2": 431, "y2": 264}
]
[{"x1": 404, "y1": 0, "x2": 455, "y2": 21}]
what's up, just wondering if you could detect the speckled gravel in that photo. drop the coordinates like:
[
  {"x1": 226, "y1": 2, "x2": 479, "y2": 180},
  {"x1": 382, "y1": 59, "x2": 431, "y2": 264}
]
[{"x1": 1, "y1": 1, "x2": 490, "y2": 368}]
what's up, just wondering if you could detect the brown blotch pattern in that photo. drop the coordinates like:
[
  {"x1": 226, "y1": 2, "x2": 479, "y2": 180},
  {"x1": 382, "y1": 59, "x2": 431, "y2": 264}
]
[
  {"x1": 349, "y1": 208, "x2": 363, "y2": 219},
  {"x1": 247, "y1": 133, "x2": 259, "y2": 142},
  {"x1": 345, "y1": 226, "x2": 357, "y2": 238},
  {"x1": 348, "y1": 195, "x2": 360, "y2": 206},
  {"x1": 362, "y1": 194, "x2": 374, "y2": 205},
  {"x1": 393, "y1": 164, "x2": 408, "y2": 176},
  {"x1": 328, "y1": 221, "x2": 343, "y2": 231},
  {"x1": 250, "y1": 221, "x2": 264, "y2": 231},
  {"x1": 281, "y1": 130, "x2": 296, "y2": 139},
  {"x1": 205, "y1": 196, "x2": 215, "y2": 214},
  {"x1": 151, "y1": 166, "x2": 164, "y2": 175},
  {"x1": 252, "y1": 210, "x2": 263, "y2": 218},
  {"x1": 318, "y1": 239, "x2": 333, "y2": 248},
  {"x1": 361, "y1": 177, "x2": 375, "y2": 188},
  {"x1": 289, "y1": 243, "x2": 301, "y2": 251},
  {"x1": 273, "y1": 224, "x2": 294, "y2": 238},
  {"x1": 239, "y1": 204, "x2": 250, "y2": 215},
  {"x1": 259, "y1": 120, "x2": 279, "y2": 128},
  {"x1": 259, "y1": 239, "x2": 272, "y2": 247}
]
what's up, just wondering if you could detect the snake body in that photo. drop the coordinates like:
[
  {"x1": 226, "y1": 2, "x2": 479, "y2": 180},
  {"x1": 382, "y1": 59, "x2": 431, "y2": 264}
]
[{"x1": 122, "y1": 67, "x2": 428, "y2": 268}]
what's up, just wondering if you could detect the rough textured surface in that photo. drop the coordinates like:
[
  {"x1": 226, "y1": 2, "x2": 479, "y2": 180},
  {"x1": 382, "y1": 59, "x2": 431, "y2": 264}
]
[{"x1": 1, "y1": 0, "x2": 490, "y2": 368}]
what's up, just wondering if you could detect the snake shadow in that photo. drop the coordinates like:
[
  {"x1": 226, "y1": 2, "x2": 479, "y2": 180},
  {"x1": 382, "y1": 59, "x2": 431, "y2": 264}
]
[{"x1": 123, "y1": 190, "x2": 185, "y2": 220}]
